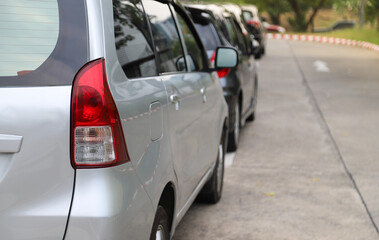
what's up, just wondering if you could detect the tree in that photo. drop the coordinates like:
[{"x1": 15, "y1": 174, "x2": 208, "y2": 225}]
[
  {"x1": 333, "y1": 0, "x2": 363, "y2": 26},
  {"x1": 359, "y1": 0, "x2": 367, "y2": 28},
  {"x1": 366, "y1": 0, "x2": 379, "y2": 31},
  {"x1": 244, "y1": 0, "x2": 290, "y2": 25},
  {"x1": 333, "y1": 0, "x2": 361, "y2": 17},
  {"x1": 286, "y1": 0, "x2": 332, "y2": 31}
]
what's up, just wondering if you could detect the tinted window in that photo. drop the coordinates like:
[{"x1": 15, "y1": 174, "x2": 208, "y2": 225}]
[
  {"x1": 143, "y1": 0, "x2": 184, "y2": 73},
  {"x1": 232, "y1": 19, "x2": 248, "y2": 54},
  {"x1": 0, "y1": 0, "x2": 88, "y2": 87},
  {"x1": 113, "y1": 0, "x2": 157, "y2": 78},
  {"x1": 225, "y1": 18, "x2": 239, "y2": 49},
  {"x1": 194, "y1": 22, "x2": 220, "y2": 52},
  {"x1": 242, "y1": 11, "x2": 254, "y2": 21},
  {"x1": 176, "y1": 13, "x2": 204, "y2": 71},
  {"x1": 0, "y1": 0, "x2": 59, "y2": 77}
]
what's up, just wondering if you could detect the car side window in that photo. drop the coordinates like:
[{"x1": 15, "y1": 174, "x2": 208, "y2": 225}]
[
  {"x1": 113, "y1": 0, "x2": 157, "y2": 78},
  {"x1": 224, "y1": 18, "x2": 239, "y2": 50},
  {"x1": 143, "y1": 0, "x2": 185, "y2": 74},
  {"x1": 242, "y1": 10, "x2": 254, "y2": 21},
  {"x1": 232, "y1": 19, "x2": 248, "y2": 55},
  {"x1": 175, "y1": 12, "x2": 204, "y2": 71}
]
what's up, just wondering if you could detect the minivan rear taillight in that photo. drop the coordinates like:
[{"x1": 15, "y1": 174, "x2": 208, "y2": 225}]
[{"x1": 71, "y1": 59, "x2": 129, "y2": 168}]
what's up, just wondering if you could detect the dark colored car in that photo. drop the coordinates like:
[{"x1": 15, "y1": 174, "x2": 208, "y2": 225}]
[
  {"x1": 185, "y1": 4, "x2": 259, "y2": 151},
  {"x1": 241, "y1": 5, "x2": 267, "y2": 58},
  {"x1": 0, "y1": 0, "x2": 238, "y2": 239},
  {"x1": 313, "y1": 20, "x2": 356, "y2": 33}
]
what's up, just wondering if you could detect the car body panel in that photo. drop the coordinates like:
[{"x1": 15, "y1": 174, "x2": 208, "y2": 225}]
[
  {"x1": 186, "y1": 4, "x2": 257, "y2": 132},
  {"x1": 0, "y1": 87, "x2": 74, "y2": 239},
  {"x1": 0, "y1": 0, "x2": 228, "y2": 239},
  {"x1": 241, "y1": 5, "x2": 268, "y2": 55},
  {"x1": 65, "y1": 165, "x2": 155, "y2": 240},
  {"x1": 0, "y1": 0, "x2": 88, "y2": 238}
]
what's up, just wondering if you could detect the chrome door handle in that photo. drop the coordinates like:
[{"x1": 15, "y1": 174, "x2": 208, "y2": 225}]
[
  {"x1": 170, "y1": 94, "x2": 180, "y2": 103},
  {"x1": 200, "y1": 87, "x2": 207, "y2": 103},
  {"x1": 170, "y1": 94, "x2": 181, "y2": 110}
]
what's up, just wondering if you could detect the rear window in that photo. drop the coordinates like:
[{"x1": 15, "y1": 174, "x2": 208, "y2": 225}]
[
  {"x1": 0, "y1": 0, "x2": 59, "y2": 77},
  {"x1": 242, "y1": 10, "x2": 254, "y2": 21},
  {"x1": 113, "y1": 0, "x2": 157, "y2": 78},
  {"x1": 0, "y1": 0, "x2": 88, "y2": 87}
]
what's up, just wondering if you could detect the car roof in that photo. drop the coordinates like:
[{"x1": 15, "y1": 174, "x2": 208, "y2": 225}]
[
  {"x1": 185, "y1": 4, "x2": 231, "y2": 18},
  {"x1": 241, "y1": 5, "x2": 258, "y2": 14}
]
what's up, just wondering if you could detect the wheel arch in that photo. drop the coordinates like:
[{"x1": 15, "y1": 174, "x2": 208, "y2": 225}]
[
  {"x1": 158, "y1": 182, "x2": 176, "y2": 235},
  {"x1": 238, "y1": 90, "x2": 243, "y2": 115}
]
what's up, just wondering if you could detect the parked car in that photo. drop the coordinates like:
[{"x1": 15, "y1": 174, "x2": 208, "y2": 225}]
[
  {"x1": 241, "y1": 5, "x2": 267, "y2": 58},
  {"x1": 185, "y1": 4, "x2": 259, "y2": 151},
  {"x1": 262, "y1": 18, "x2": 286, "y2": 33},
  {"x1": 313, "y1": 20, "x2": 356, "y2": 33},
  {"x1": 0, "y1": 0, "x2": 238, "y2": 239}
]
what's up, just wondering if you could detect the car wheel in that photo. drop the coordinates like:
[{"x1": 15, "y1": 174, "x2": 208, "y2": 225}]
[
  {"x1": 255, "y1": 51, "x2": 262, "y2": 59},
  {"x1": 247, "y1": 78, "x2": 258, "y2": 122},
  {"x1": 150, "y1": 206, "x2": 170, "y2": 240},
  {"x1": 227, "y1": 102, "x2": 240, "y2": 152},
  {"x1": 246, "y1": 111, "x2": 255, "y2": 122},
  {"x1": 198, "y1": 132, "x2": 225, "y2": 204}
]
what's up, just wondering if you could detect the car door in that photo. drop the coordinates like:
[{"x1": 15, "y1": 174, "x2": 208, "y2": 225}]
[
  {"x1": 143, "y1": 0, "x2": 205, "y2": 210},
  {"x1": 173, "y1": 7, "x2": 222, "y2": 181},
  {"x1": 231, "y1": 18, "x2": 255, "y2": 118}
]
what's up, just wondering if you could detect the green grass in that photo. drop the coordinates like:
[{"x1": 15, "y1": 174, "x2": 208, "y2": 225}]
[
  {"x1": 285, "y1": 27, "x2": 379, "y2": 46},
  {"x1": 310, "y1": 27, "x2": 379, "y2": 45},
  {"x1": 281, "y1": 9, "x2": 379, "y2": 45}
]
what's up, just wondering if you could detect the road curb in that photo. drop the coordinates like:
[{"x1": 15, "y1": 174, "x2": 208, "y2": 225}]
[{"x1": 267, "y1": 33, "x2": 379, "y2": 53}]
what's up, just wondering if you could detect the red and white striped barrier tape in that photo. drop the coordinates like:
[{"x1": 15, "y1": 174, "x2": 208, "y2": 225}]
[{"x1": 267, "y1": 33, "x2": 379, "y2": 53}]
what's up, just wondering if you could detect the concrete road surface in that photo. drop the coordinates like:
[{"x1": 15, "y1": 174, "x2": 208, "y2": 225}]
[{"x1": 173, "y1": 39, "x2": 379, "y2": 240}]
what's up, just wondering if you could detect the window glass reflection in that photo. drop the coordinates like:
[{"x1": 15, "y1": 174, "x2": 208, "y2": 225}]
[
  {"x1": 143, "y1": 0, "x2": 185, "y2": 73},
  {"x1": 113, "y1": 0, "x2": 157, "y2": 78},
  {"x1": 176, "y1": 13, "x2": 204, "y2": 71}
]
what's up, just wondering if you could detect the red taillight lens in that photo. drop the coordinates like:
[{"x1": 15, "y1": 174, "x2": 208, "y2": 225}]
[
  {"x1": 71, "y1": 59, "x2": 130, "y2": 168},
  {"x1": 76, "y1": 86, "x2": 104, "y2": 123},
  {"x1": 210, "y1": 51, "x2": 231, "y2": 78},
  {"x1": 217, "y1": 68, "x2": 231, "y2": 78},
  {"x1": 246, "y1": 20, "x2": 260, "y2": 28}
]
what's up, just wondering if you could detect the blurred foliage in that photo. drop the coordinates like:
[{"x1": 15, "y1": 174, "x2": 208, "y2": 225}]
[
  {"x1": 285, "y1": 0, "x2": 333, "y2": 31},
  {"x1": 333, "y1": 0, "x2": 361, "y2": 15},
  {"x1": 366, "y1": 0, "x2": 379, "y2": 31},
  {"x1": 188, "y1": 0, "x2": 378, "y2": 32},
  {"x1": 244, "y1": 0, "x2": 291, "y2": 25}
]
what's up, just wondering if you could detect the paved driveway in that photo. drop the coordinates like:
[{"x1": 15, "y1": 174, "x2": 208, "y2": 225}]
[{"x1": 173, "y1": 39, "x2": 379, "y2": 240}]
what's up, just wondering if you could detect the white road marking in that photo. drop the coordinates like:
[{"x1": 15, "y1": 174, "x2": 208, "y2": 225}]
[
  {"x1": 225, "y1": 152, "x2": 236, "y2": 167},
  {"x1": 313, "y1": 60, "x2": 330, "y2": 72}
]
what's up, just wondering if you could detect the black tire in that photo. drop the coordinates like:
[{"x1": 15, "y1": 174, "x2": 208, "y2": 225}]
[
  {"x1": 246, "y1": 111, "x2": 255, "y2": 122},
  {"x1": 247, "y1": 77, "x2": 258, "y2": 122},
  {"x1": 198, "y1": 132, "x2": 225, "y2": 204},
  {"x1": 254, "y1": 51, "x2": 262, "y2": 59},
  {"x1": 150, "y1": 206, "x2": 170, "y2": 240},
  {"x1": 227, "y1": 101, "x2": 240, "y2": 152}
]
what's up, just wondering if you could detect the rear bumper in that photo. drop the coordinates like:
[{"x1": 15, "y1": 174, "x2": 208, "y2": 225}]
[{"x1": 64, "y1": 164, "x2": 154, "y2": 240}]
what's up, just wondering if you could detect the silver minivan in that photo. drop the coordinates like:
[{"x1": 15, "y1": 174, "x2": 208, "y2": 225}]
[{"x1": 0, "y1": 0, "x2": 237, "y2": 239}]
